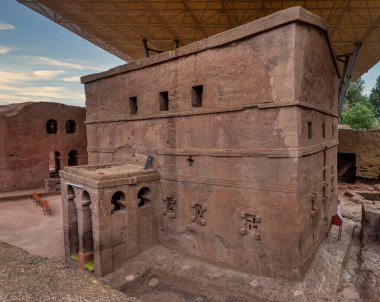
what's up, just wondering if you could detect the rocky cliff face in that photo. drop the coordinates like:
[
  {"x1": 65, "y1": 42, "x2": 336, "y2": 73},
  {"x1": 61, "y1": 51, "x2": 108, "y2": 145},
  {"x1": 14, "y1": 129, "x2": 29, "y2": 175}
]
[{"x1": 338, "y1": 128, "x2": 380, "y2": 180}]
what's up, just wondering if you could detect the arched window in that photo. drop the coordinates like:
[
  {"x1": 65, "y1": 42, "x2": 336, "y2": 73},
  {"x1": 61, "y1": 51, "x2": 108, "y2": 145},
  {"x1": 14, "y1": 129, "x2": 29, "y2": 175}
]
[
  {"x1": 66, "y1": 120, "x2": 76, "y2": 133},
  {"x1": 111, "y1": 191, "x2": 126, "y2": 214},
  {"x1": 67, "y1": 185, "x2": 75, "y2": 199},
  {"x1": 68, "y1": 150, "x2": 79, "y2": 166},
  {"x1": 82, "y1": 190, "x2": 91, "y2": 204},
  {"x1": 46, "y1": 119, "x2": 58, "y2": 134},
  {"x1": 137, "y1": 187, "x2": 151, "y2": 208}
]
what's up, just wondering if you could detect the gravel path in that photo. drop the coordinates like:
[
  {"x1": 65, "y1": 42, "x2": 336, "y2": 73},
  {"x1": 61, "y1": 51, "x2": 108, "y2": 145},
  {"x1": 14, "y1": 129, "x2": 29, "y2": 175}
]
[{"x1": 0, "y1": 242, "x2": 139, "y2": 302}]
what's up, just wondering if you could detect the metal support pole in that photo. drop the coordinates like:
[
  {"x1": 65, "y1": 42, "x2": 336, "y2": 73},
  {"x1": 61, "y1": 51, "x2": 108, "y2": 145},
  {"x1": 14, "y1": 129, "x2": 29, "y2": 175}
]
[
  {"x1": 338, "y1": 42, "x2": 362, "y2": 115},
  {"x1": 337, "y1": 54, "x2": 350, "y2": 95},
  {"x1": 142, "y1": 39, "x2": 149, "y2": 58},
  {"x1": 173, "y1": 39, "x2": 179, "y2": 50}
]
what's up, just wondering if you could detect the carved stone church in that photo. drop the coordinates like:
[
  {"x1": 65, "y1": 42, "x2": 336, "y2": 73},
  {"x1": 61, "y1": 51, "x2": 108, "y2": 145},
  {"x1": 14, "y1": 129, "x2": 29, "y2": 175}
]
[{"x1": 60, "y1": 7, "x2": 339, "y2": 280}]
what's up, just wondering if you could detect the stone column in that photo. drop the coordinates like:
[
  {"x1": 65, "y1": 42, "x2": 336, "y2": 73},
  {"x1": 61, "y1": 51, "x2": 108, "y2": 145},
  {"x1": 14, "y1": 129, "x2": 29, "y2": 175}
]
[
  {"x1": 91, "y1": 191, "x2": 114, "y2": 277},
  {"x1": 67, "y1": 197, "x2": 79, "y2": 256},
  {"x1": 77, "y1": 201, "x2": 94, "y2": 270},
  {"x1": 61, "y1": 184, "x2": 71, "y2": 259}
]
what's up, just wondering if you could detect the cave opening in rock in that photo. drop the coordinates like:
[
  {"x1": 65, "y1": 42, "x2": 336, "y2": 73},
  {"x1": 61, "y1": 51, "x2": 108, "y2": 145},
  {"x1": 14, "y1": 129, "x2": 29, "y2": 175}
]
[{"x1": 338, "y1": 153, "x2": 356, "y2": 183}]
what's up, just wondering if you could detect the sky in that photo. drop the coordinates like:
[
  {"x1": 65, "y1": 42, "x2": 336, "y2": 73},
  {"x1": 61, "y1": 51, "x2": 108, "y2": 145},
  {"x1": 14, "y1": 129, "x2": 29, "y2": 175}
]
[
  {"x1": 0, "y1": 0, "x2": 379, "y2": 108},
  {"x1": 0, "y1": 0, "x2": 124, "y2": 107}
]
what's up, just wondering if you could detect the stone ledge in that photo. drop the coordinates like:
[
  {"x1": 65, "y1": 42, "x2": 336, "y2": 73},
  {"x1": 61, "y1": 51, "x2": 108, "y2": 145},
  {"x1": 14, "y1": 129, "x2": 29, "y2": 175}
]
[{"x1": 88, "y1": 140, "x2": 338, "y2": 159}]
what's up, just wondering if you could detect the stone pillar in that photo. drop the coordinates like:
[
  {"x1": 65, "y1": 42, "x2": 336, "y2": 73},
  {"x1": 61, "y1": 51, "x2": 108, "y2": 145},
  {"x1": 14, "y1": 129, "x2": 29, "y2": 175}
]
[
  {"x1": 67, "y1": 197, "x2": 79, "y2": 256},
  {"x1": 61, "y1": 186, "x2": 71, "y2": 259},
  {"x1": 91, "y1": 191, "x2": 114, "y2": 277},
  {"x1": 77, "y1": 201, "x2": 94, "y2": 270}
]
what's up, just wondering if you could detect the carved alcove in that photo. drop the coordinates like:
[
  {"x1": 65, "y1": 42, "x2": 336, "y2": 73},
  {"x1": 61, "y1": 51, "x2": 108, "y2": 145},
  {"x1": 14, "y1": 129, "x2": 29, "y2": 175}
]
[
  {"x1": 162, "y1": 196, "x2": 177, "y2": 218},
  {"x1": 240, "y1": 211, "x2": 261, "y2": 240},
  {"x1": 191, "y1": 202, "x2": 206, "y2": 226}
]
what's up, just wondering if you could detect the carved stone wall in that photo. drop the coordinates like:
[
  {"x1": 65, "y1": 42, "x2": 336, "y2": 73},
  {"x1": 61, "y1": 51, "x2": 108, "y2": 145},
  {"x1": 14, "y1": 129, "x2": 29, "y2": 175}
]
[
  {"x1": 80, "y1": 7, "x2": 339, "y2": 280},
  {"x1": 0, "y1": 102, "x2": 87, "y2": 192},
  {"x1": 60, "y1": 164, "x2": 160, "y2": 277},
  {"x1": 338, "y1": 128, "x2": 380, "y2": 180}
]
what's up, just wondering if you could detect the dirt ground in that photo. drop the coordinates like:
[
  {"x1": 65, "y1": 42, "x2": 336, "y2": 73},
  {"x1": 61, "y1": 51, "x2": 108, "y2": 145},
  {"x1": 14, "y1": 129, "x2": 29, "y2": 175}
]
[
  {"x1": 0, "y1": 194, "x2": 64, "y2": 260},
  {"x1": 0, "y1": 241, "x2": 137, "y2": 302}
]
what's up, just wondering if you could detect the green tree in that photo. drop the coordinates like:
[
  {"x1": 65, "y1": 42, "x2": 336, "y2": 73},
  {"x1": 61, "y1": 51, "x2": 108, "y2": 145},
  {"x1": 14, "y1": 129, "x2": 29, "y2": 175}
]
[
  {"x1": 344, "y1": 77, "x2": 368, "y2": 107},
  {"x1": 341, "y1": 102, "x2": 377, "y2": 129},
  {"x1": 369, "y1": 75, "x2": 380, "y2": 118}
]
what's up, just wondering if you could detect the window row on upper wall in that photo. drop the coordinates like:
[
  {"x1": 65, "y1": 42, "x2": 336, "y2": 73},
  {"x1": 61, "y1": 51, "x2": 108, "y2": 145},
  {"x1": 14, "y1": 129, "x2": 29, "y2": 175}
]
[
  {"x1": 46, "y1": 119, "x2": 77, "y2": 134},
  {"x1": 128, "y1": 85, "x2": 204, "y2": 115},
  {"x1": 307, "y1": 121, "x2": 337, "y2": 140}
]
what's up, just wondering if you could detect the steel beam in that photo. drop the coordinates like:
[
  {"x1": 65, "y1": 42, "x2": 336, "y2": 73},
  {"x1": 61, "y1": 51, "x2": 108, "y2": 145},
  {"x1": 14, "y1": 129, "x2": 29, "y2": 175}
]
[{"x1": 338, "y1": 42, "x2": 361, "y2": 115}]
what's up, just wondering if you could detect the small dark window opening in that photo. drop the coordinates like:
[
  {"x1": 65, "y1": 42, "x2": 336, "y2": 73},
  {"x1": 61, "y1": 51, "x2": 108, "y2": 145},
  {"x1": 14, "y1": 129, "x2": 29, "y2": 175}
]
[
  {"x1": 192, "y1": 85, "x2": 203, "y2": 108},
  {"x1": 66, "y1": 120, "x2": 76, "y2": 133},
  {"x1": 138, "y1": 187, "x2": 151, "y2": 208},
  {"x1": 308, "y1": 122, "x2": 312, "y2": 140},
  {"x1": 332, "y1": 123, "x2": 335, "y2": 137},
  {"x1": 129, "y1": 96, "x2": 138, "y2": 115},
  {"x1": 46, "y1": 119, "x2": 58, "y2": 134},
  {"x1": 159, "y1": 91, "x2": 169, "y2": 111},
  {"x1": 322, "y1": 123, "x2": 325, "y2": 138},
  {"x1": 111, "y1": 191, "x2": 126, "y2": 214}
]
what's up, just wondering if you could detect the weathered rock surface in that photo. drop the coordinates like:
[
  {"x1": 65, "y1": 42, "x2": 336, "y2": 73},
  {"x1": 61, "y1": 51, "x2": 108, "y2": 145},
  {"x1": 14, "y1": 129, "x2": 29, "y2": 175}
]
[
  {"x1": 361, "y1": 202, "x2": 380, "y2": 242},
  {"x1": 338, "y1": 128, "x2": 380, "y2": 179},
  {"x1": 0, "y1": 241, "x2": 137, "y2": 302},
  {"x1": 356, "y1": 242, "x2": 380, "y2": 302}
]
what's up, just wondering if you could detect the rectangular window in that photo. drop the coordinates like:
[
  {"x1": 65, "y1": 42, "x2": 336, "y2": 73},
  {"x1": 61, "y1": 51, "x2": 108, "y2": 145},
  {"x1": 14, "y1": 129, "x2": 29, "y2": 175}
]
[
  {"x1": 192, "y1": 85, "x2": 203, "y2": 108},
  {"x1": 322, "y1": 123, "x2": 325, "y2": 138},
  {"x1": 129, "y1": 96, "x2": 138, "y2": 115},
  {"x1": 332, "y1": 123, "x2": 334, "y2": 137},
  {"x1": 159, "y1": 91, "x2": 169, "y2": 111},
  {"x1": 308, "y1": 122, "x2": 312, "y2": 140}
]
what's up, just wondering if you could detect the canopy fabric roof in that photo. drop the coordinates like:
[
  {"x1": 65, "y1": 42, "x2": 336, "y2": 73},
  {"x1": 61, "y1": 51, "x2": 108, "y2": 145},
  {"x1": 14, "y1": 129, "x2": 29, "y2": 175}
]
[{"x1": 18, "y1": 0, "x2": 380, "y2": 79}]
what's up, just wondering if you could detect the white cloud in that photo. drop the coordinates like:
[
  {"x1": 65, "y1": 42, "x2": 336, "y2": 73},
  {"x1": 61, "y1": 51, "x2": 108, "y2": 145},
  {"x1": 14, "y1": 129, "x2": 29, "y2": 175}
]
[
  {"x1": 0, "y1": 93, "x2": 85, "y2": 107},
  {"x1": 33, "y1": 70, "x2": 64, "y2": 78},
  {"x1": 0, "y1": 71, "x2": 30, "y2": 83},
  {"x1": 0, "y1": 85, "x2": 84, "y2": 100},
  {"x1": 0, "y1": 21, "x2": 15, "y2": 30},
  {"x1": 0, "y1": 83, "x2": 21, "y2": 91},
  {"x1": 37, "y1": 57, "x2": 101, "y2": 71},
  {"x1": 0, "y1": 69, "x2": 85, "y2": 102},
  {"x1": 0, "y1": 46, "x2": 10, "y2": 54},
  {"x1": 63, "y1": 76, "x2": 81, "y2": 82},
  {"x1": 0, "y1": 69, "x2": 65, "y2": 83},
  {"x1": 16, "y1": 86, "x2": 84, "y2": 99}
]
